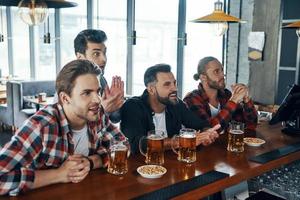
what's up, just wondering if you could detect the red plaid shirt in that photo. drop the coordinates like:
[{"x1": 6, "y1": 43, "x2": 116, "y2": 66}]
[
  {"x1": 183, "y1": 83, "x2": 258, "y2": 131},
  {"x1": 0, "y1": 103, "x2": 126, "y2": 196}
]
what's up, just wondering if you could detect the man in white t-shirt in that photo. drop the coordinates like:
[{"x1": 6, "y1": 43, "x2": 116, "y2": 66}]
[
  {"x1": 0, "y1": 60, "x2": 128, "y2": 195},
  {"x1": 184, "y1": 56, "x2": 257, "y2": 132},
  {"x1": 121, "y1": 64, "x2": 220, "y2": 154}
]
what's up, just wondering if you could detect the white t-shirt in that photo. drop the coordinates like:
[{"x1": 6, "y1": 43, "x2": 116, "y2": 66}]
[
  {"x1": 152, "y1": 111, "x2": 167, "y2": 137},
  {"x1": 72, "y1": 125, "x2": 89, "y2": 156},
  {"x1": 209, "y1": 103, "x2": 221, "y2": 117}
]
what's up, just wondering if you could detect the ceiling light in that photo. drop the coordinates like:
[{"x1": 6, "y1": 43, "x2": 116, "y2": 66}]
[
  {"x1": 0, "y1": 0, "x2": 77, "y2": 26},
  {"x1": 0, "y1": 6, "x2": 4, "y2": 42},
  {"x1": 283, "y1": 21, "x2": 300, "y2": 38},
  {"x1": 191, "y1": 0, "x2": 245, "y2": 36},
  {"x1": 18, "y1": 0, "x2": 48, "y2": 26}
]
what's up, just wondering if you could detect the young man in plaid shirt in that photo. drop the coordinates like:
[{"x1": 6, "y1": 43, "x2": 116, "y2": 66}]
[
  {"x1": 184, "y1": 57, "x2": 257, "y2": 132},
  {"x1": 0, "y1": 60, "x2": 127, "y2": 196}
]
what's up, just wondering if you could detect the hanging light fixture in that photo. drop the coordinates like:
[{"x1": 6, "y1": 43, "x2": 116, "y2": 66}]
[
  {"x1": 283, "y1": 21, "x2": 300, "y2": 38},
  {"x1": 191, "y1": 0, "x2": 245, "y2": 36},
  {"x1": 96, "y1": 0, "x2": 99, "y2": 28},
  {"x1": 0, "y1": 0, "x2": 77, "y2": 26},
  {"x1": 18, "y1": 0, "x2": 48, "y2": 26},
  {"x1": 43, "y1": 15, "x2": 50, "y2": 43},
  {"x1": 0, "y1": 6, "x2": 4, "y2": 42}
]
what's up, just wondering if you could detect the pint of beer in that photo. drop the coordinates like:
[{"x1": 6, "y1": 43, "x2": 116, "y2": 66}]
[
  {"x1": 139, "y1": 130, "x2": 165, "y2": 165},
  {"x1": 227, "y1": 122, "x2": 245, "y2": 153},
  {"x1": 107, "y1": 140, "x2": 129, "y2": 175},
  {"x1": 172, "y1": 128, "x2": 196, "y2": 163},
  {"x1": 38, "y1": 92, "x2": 47, "y2": 102}
]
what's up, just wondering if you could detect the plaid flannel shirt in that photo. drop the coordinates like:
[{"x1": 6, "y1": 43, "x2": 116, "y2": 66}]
[
  {"x1": 0, "y1": 103, "x2": 126, "y2": 196},
  {"x1": 183, "y1": 83, "x2": 258, "y2": 131}
]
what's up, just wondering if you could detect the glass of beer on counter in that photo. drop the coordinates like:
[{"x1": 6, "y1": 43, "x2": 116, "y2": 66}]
[
  {"x1": 139, "y1": 130, "x2": 165, "y2": 165},
  {"x1": 227, "y1": 121, "x2": 245, "y2": 153},
  {"x1": 171, "y1": 128, "x2": 196, "y2": 163},
  {"x1": 107, "y1": 139, "x2": 129, "y2": 175}
]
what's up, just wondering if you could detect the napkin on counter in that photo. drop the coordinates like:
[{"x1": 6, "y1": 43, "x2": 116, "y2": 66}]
[{"x1": 248, "y1": 31, "x2": 265, "y2": 61}]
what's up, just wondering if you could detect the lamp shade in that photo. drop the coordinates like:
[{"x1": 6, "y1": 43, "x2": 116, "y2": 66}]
[
  {"x1": 0, "y1": 0, "x2": 77, "y2": 8},
  {"x1": 191, "y1": 10, "x2": 242, "y2": 23},
  {"x1": 191, "y1": 0, "x2": 245, "y2": 23},
  {"x1": 283, "y1": 21, "x2": 300, "y2": 38},
  {"x1": 190, "y1": 1, "x2": 245, "y2": 36},
  {"x1": 283, "y1": 21, "x2": 300, "y2": 28}
]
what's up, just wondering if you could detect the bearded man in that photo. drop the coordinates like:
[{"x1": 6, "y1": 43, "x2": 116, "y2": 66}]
[
  {"x1": 120, "y1": 64, "x2": 220, "y2": 154},
  {"x1": 184, "y1": 56, "x2": 257, "y2": 133}
]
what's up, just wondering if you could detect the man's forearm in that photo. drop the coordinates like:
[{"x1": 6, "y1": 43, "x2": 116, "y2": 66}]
[{"x1": 33, "y1": 169, "x2": 63, "y2": 189}]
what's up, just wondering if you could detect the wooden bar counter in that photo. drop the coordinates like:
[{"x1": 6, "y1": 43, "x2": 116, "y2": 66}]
[{"x1": 1, "y1": 122, "x2": 300, "y2": 200}]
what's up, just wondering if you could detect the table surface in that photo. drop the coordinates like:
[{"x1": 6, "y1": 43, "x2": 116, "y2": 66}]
[
  {"x1": 0, "y1": 84, "x2": 6, "y2": 104},
  {"x1": 1, "y1": 122, "x2": 300, "y2": 200},
  {"x1": 23, "y1": 96, "x2": 54, "y2": 107}
]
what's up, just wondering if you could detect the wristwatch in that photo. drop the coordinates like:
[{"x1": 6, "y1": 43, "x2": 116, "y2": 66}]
[{"x1": 86, "y1": 157, "x2": 94, "y2": 171}]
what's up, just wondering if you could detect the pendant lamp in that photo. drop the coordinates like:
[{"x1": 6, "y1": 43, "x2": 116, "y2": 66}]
[{"x1": 191, "y1": 0, "x2": 245, "y2": 36}]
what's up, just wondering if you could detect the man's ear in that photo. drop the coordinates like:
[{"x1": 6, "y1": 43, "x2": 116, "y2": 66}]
[
  {"x1": 200, "y1": 74, "x2": 207, "y2": 82},
  {"x1": 147, "y1": 84, "x2": 156, "y2": 95},
  {"x1": 59, "y1": 92, "x2": 71, "y2": 104},
  {"x1": 76, "y1": 52, "x2": 85, "y2": 60}
]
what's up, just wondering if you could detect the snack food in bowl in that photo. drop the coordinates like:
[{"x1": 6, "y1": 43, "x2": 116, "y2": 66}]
[
  {"x1": 137, "y1": 165, "x2": 167, "y2": 179},
  {"x1": 244, "y1": 137, "x2": 266, "y2": 147}
]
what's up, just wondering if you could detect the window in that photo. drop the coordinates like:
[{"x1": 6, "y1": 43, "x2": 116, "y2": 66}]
[
  {"x1": 60, "y1": 0, "x2": 87, "y2": 67},
  {"x1": 93, "y1": 0, "x2": 127, "y2": 87},
  {"x1": 11, "y1": 7, "x2": 30, "y2": 80},
  {"x1": 0, "y1": 1, "x2": 224, "y2": 92},
  {"x1": 182, "y1": 0, "x2": 223, "y2": 97},
  {"x1": 133, "y1": 0, "x2": 179, "y2": 95},
  {"x1": 34, "y1": 11, "x2": 56, "y2": 80},
  {"x1": 0, "y1": 6, "x2": 8, "y2": 77}
]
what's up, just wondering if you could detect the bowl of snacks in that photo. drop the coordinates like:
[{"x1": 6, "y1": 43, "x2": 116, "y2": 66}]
[
  {"x1": 137, "y1": 165, "x2": 167, "y2": 179},
  {"x1": 244, "y1": 137, "x2": 266, "y2": 147}
]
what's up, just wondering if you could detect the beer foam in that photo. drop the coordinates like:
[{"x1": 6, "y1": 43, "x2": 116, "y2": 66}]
[
  {"x1": 180, "y1": 133, "x2": 196, "y2": 138},
  {"x1": 148, "y1": 135, "x2": 164, "y2": 140},
  {"x1": 230, "y1": 130, "x2": 244, "y2": 135},
  {"x1": 114, "y1": 145, "x2": 127, "y2": 151}
]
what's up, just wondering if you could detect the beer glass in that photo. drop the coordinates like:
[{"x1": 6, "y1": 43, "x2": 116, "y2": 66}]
[
  {"x1": 171, "y1": 128, "x2": 196, "y2": 163},
  {"x1": 139, "y1": 130, "x2": 165, "y2": 165},
  {"x1": 227, "y1": 122, "x2": 245, "y2": 153},
  {"x1": 107, "y1": 139, "x2": 129, "y2": 175}
]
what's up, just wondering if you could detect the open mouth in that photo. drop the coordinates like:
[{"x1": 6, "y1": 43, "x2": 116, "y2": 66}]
[
  {"x1": 98, "y1": 64, "x2": 106, "y2": 71},
  {"x1": 89, "y1": 106, "x2": 100, "y2": 114},
  {"x1": 169, "y1": 93, "x2": 177, "y2": 98}
]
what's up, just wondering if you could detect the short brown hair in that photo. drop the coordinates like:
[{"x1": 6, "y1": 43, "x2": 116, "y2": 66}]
[{"x1": 56, "y1": 59, "x2": 101, "y2": 96}]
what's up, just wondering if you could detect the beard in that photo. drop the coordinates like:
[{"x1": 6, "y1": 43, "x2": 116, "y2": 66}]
[
  {"x1": 207, "y1": 76, "x2": 225, "y2": 90},
  {"x1": 71, "y1": 103, "x2": 100, "y2": 123},
  {"x1": 156, "y1": 91, "x2": 178, "y2": 106}
]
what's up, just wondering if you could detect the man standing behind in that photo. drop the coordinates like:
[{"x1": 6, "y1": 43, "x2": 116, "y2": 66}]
[
  {"x1": 74, "y1": 29, "x2": 124, "y2": 122},
  {"x1": 0, "y1": 60, "x2": 127, "y2": 196},
  {"x1": 121, "y1": 64, "x2": 220, "y2": 154},
  {"x1": 184, "y1": 56, "x2": 257, "y2": 132}
]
